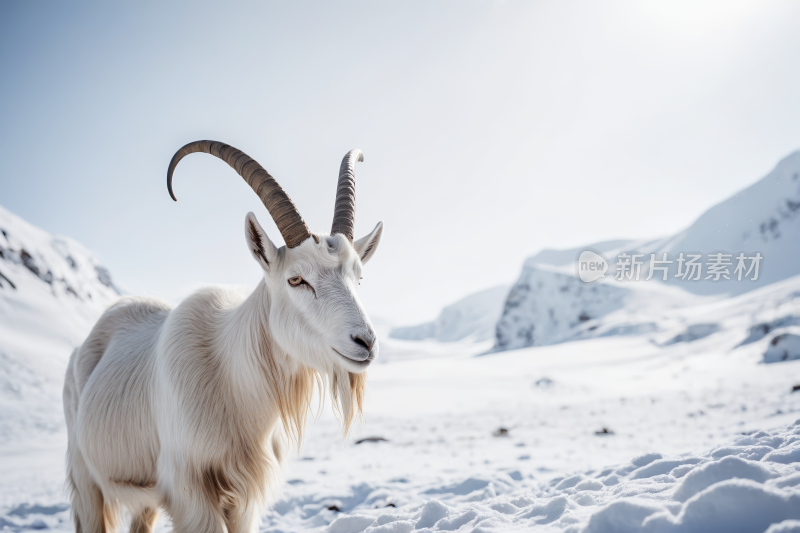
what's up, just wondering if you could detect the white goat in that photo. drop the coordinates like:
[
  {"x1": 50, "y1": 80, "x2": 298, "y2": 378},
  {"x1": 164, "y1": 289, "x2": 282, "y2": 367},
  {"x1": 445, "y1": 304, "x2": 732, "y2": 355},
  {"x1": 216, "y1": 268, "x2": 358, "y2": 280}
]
[{"x1": 63, "y1": 141, "x2": 384, "y2": 533}]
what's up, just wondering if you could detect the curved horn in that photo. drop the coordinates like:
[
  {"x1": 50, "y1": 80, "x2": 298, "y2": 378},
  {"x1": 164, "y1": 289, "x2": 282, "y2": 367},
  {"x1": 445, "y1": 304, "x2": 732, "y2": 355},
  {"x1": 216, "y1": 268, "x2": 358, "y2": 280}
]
[
  {"x1": 330, "y1": 149, "x2": 364, "y2": 243},
  {"x1": 167, "y1": 140, "x2": 312, "y2": 248}
]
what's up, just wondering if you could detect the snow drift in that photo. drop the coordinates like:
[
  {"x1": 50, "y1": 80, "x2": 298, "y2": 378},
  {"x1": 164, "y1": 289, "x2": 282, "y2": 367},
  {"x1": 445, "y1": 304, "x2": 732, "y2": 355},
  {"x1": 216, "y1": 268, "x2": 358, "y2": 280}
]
[{"x1": 311, "y1": 420, "x2": 800, "y2": 533}]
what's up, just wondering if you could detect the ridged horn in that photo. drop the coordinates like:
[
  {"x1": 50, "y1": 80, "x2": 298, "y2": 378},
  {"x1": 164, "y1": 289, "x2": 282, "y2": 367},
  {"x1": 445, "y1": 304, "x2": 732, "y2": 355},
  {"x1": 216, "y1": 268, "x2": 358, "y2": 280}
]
[
  {"x1": 167, "y1": 140, "x2": 312, "y2": 248},
  {"x1": 330, "y1": 149, "x2": 364, "y2": 243}
]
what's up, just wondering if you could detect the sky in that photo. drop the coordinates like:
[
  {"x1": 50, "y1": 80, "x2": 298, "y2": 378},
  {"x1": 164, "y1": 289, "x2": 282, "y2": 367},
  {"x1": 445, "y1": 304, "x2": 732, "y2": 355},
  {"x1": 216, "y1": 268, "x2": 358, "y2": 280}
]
[{"x1": 2, "y1": 1, "x2": 800, "y2": 325}]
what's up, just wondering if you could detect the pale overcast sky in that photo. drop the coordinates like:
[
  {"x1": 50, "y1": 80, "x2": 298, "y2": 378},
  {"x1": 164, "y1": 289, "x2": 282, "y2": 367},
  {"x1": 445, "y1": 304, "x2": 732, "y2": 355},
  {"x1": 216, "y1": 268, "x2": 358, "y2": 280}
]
[{"x1": 2, "y1": 1, "x2": 800, "y2": 324}]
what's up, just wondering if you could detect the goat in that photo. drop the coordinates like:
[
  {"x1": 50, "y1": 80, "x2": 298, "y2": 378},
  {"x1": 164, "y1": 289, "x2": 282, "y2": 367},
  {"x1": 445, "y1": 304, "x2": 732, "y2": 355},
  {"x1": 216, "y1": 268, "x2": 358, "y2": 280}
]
[{"x1": 63, "y1": 141, "x2": 384, "y2": 533}]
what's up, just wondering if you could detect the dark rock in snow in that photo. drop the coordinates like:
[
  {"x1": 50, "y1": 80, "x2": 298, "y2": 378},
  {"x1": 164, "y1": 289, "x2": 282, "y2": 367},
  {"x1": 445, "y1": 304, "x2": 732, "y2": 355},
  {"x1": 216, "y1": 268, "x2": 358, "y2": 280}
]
[
  {"x1": 763, "y1": 331, "x2": 800, "y2": 363},
  {"x1": 355, "y1": 437, "x2": 388, "y2": 444},
  {"x1": 740, "y1": 316, "x2": 800, "y2": 346},
  {"x1": 19, "y1": 249, "x2": 40, "y2": 277},
  {"x1": 0, "y1": 269, "x2": 15, "y2": 289}
]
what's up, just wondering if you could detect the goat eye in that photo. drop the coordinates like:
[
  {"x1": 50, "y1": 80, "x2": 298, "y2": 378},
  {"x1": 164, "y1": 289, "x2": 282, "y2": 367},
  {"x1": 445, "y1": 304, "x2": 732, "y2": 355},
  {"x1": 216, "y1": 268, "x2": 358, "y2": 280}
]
[{"x1": 288, "y1": 276, "x2": 303, "y2": 286}]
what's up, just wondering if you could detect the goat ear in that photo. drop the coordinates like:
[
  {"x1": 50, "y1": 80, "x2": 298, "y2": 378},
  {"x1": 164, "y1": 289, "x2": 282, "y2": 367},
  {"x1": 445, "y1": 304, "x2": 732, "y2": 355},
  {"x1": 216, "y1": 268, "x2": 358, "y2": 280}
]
[
  {"x1": 354, "y1": 221, "x2": 383, "y2": 265},
  {"x1": 244, "y1": 212, "x2": 278, "y2": 270}
]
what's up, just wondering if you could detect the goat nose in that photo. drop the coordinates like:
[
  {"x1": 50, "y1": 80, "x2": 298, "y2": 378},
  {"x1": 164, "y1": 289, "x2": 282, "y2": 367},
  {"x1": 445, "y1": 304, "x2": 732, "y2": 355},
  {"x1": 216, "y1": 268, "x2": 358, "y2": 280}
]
[{"x1": 351, "y1": 333, "x2": 375, "y2": 352}]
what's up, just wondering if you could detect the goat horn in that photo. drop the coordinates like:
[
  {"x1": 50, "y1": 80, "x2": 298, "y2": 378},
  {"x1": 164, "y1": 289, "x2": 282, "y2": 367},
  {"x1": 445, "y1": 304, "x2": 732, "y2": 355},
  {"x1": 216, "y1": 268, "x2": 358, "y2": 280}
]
[
  {"x1": 330, "y1": 149, "x2": 364, "y2": 243},
  {"x1": 167, "y1": 140, "x2": 312, "y2": 248}
]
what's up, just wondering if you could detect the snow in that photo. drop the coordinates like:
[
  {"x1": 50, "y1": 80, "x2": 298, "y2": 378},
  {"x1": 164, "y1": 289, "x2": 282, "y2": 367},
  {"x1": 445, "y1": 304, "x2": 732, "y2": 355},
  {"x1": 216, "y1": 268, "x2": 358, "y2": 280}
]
[
  {"x1": 242, "y1": 274, "x2": 800, "y2": 532},
  {"x1": 0, "y1": 205, "x2": 119, "y2": 444},
  {"x1": 2, "y1": 166, "x2": 800, "y2": 532},
  {"x1": 493, "y1": 151, "x2": 800, "y2": 353},
  {"x1": 390, "y1": 285, "x2": 510, "y2": 343},
  {"x1": 764, "y1": 330, "x2": 800, "y2": 364},
  {"x1": 5, "y1": 273, "x2": 800, "y2": 531},
  {"x1": 490, "y1": 264, "x2": 698, "y2": 351},
  {"x1": 261, "y1": 415, "x2": 800, "y2": 533},
  {"x1": 647, "y1": 150, "x2": 800, "y2": 296},
  {"x1": 392, "y1": 151, "x2": 800, "y2": 355}
]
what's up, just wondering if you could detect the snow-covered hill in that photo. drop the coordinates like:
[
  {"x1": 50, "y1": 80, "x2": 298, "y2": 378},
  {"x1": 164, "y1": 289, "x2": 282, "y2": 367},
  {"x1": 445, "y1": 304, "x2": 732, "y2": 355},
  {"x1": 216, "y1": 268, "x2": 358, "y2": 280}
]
[
  {"x1": 0, "y1": 204, "x2": 120, "y2": 442},
  {"x1": 648, "y1": 150, "x2": 800, "y2": 295},
  {"x1": 492, "y1": 264, "x2": 700, "y2": 352},
  {"x1": 493, "y1": 150, "x2": 800, "y2": 352},
  {"x1": 390, "y1": 285, "x2": 510, "y2": 343}
]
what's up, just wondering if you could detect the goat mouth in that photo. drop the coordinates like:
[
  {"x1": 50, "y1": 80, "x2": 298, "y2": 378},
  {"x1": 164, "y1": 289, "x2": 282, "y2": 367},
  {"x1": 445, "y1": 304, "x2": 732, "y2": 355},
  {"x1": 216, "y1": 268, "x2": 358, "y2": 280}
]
[{"x1": 332, "y1": 348, "x2": 373, "y2": 368}]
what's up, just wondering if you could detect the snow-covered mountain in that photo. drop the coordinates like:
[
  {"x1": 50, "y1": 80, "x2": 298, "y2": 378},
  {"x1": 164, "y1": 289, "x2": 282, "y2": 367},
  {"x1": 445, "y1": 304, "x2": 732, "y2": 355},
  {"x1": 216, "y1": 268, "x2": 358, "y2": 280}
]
[
  {"x1": 648, "y1": 150, "x2": 800, "y2": 295},
  {"x1": 0, "y1": 204, "x2": 120, "y2": 442},
  {"x1": 389, "y1": 285, "x2": 510, "y2": 343},
  {"x1": 492, "y1": 264, "x2": 700, "y2": 351},
  {"x1": 492, "y1": 150, "x2": 800, "y2": 352}
]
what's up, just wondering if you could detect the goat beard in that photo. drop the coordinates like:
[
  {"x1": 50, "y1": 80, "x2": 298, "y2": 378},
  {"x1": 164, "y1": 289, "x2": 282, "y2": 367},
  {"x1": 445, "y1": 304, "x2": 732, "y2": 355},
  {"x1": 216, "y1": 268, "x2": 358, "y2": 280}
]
[
  {"x1": 331, "y1": 367, "x2": 367, "y2": 436},
  {"x1": 275, "y1": 363, "x2": 366, "y2": 448}
]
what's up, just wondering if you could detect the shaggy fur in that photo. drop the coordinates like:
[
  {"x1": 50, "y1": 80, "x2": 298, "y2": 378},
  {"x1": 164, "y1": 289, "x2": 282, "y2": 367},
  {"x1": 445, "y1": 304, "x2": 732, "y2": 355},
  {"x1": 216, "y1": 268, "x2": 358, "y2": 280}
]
[{"x1": 64, "y1": 214, "x2": 383, "y2": 533}]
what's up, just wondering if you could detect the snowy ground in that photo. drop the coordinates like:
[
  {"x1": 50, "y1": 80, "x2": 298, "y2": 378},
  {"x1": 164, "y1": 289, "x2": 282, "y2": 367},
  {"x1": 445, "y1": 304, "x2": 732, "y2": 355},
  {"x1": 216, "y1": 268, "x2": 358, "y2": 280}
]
[
  {"x1": 2, "y1": 279, "x2": 800, "y2": 532},
  {"x1": 2, "y1": 196, "x2": 800, "y2": 531},
  {"x1": 260, "y1": 327, "x2": 800, "y2": 533}
]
